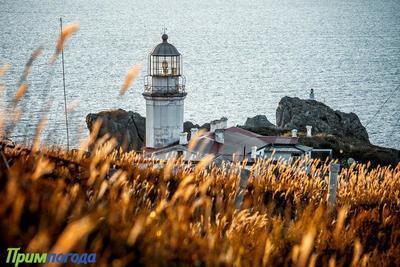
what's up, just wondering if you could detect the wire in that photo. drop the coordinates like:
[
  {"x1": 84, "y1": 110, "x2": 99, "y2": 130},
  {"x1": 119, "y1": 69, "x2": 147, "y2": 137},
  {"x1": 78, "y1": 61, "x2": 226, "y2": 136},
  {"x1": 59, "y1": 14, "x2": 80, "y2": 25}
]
[
  {"x1": 388, "y1": 111, "x2": 400, "y2": 138},
  {"x1": 365, "y1": 84, "x2": 400, "y2": 127}
]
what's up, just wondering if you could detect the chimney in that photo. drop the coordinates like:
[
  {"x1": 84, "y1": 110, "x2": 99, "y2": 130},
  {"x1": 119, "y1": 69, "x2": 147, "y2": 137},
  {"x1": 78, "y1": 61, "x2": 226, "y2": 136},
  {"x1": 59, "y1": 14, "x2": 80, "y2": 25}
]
[
  {"x1": 251, "y1": 146, "x2": 257, "y2": 160},
  {"x1": 190, "y1": 128, "x2": 198, "y2": 140},
  {"x1": 215, "y1": 129, "x2": 224, "y2": 144},
  {"x1": 210, "y1": 117, "x2": 228, "y2": 132},
  {"x1": 291, "y1": 129, "x2": 298, "y2": 138},
  {"x1": 221, "y1": 117, "x2": 228, "y2": 129},
  {"x1": 306, "y1": 125, "x2": 312, "y2": 137},
  {"x1": 179, "y1": 132, "x2": 188, "y2": 145}
]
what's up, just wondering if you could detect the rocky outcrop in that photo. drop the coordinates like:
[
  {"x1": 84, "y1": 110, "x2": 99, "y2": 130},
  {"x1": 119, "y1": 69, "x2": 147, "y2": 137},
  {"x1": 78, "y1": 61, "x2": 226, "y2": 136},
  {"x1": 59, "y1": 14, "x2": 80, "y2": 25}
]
[
  {"x1": 298, "y1": 135, "x2": 400, "y2": 167},
  {"x1": 183, "y1": 121, "x2": 211, "y2": 139},
  {"x1": 239, "y1": 125, "x2": 289, "y2": 137},
  {"x1": 276, "y1": 97, "x2": 369, "y2": 142},
  {"x1": 183, "y1": 121, "x2": 211, "y2": 132},
  {"x1": 86, "y1": 109, "x2": 145, "y2": 151},
  {"x1": 183, "y1": 121, "x2": 200, "y2": 133},
  {"x1": 244, "y1": 115, "x2": 275, "y2": 128}
]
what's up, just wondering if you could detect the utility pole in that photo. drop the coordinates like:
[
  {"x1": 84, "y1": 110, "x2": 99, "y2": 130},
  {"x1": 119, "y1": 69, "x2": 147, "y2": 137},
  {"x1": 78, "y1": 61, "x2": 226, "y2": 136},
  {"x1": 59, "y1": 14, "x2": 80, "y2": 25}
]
[{"x1": 60, "y1": 17, "x2": 70, "y2": 150}]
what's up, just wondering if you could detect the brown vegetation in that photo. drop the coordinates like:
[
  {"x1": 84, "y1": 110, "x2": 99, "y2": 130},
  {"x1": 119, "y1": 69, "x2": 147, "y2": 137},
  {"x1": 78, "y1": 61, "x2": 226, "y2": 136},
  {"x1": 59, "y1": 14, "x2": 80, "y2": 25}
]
[{"x1": 0, "y1": 141, "x2": 399, "y2": 266}]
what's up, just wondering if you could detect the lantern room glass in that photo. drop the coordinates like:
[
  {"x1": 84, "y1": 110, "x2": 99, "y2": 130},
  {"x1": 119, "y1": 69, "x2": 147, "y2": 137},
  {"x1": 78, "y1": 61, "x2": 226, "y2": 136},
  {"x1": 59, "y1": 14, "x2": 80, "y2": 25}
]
[{"x1": 149, "y1": 55, "x2": 181, "y2": 76}]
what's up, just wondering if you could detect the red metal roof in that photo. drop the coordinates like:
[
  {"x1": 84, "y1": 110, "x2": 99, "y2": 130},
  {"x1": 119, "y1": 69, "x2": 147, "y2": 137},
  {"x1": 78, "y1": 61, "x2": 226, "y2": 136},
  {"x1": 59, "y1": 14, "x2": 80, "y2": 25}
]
[
  {"x1": 225, "y1": 127, "x2": 297, "y2": 145},
  {"x1": 258, "y1": 136, "x2": 298, "y2": 145},
  {"x1": 189, "y1": 127, "x2": 298, "y2": 156}
]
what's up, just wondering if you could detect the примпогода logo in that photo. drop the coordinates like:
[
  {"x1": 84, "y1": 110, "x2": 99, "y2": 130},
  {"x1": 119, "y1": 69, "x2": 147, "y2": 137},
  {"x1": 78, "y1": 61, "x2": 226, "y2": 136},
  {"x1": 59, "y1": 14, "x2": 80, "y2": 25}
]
[{"x1": 5, "y1": 248, "x2": 96, "y2": 266}]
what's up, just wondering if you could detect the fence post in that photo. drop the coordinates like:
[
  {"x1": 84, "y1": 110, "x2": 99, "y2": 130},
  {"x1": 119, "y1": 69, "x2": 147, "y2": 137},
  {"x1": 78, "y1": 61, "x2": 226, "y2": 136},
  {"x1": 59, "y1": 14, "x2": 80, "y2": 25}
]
[
  {"x1": 327, "y1": 163, "x2": 340, "y2": 206},
  {"x1": 235, "y1": 167, "x2": 250, "y2": 209}
]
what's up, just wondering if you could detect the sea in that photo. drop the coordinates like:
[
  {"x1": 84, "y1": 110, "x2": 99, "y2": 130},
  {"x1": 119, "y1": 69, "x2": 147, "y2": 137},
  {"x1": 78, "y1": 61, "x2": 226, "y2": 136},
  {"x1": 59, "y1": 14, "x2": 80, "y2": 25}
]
[{"x1": 0, "y1": 0, "x2": 399, "y2": 149}]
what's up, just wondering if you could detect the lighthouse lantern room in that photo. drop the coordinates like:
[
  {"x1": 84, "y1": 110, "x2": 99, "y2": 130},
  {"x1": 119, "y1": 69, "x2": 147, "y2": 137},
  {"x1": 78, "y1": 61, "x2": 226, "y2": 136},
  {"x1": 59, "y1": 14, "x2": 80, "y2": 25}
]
[{"x1": 143, "y1": 34, "x2": 187, "y2": 148}]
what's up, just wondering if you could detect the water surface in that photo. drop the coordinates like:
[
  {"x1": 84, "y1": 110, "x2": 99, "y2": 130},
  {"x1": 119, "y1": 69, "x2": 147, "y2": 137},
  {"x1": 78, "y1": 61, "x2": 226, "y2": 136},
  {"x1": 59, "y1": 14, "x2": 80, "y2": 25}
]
[{"x1": 0, "y1": 0, "x2": 399, "y2": 149}]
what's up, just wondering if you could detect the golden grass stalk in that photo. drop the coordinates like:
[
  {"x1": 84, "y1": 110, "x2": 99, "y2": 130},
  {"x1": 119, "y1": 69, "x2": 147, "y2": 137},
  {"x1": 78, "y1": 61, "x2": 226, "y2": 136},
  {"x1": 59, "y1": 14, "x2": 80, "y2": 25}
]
[
  {"x1": 296, "y1": 227, "x2": 316, "y2": 267},
  {"x1": 13, "y1": 83, "x2": 28, "y2": 104},
  {"x1": 46, "y1": 215, "x2": 97, "y2": 266},
  {"x1": 127, "y1": 216, "x2": 146, "y2": 246},
  {"x1": 19, "y1": 47, "x2": 42, "y2": 85},
  {"x1": 120, "y1": 64, "x2": 141, "y2": 96},
  {"x1": 50, "y1": 23, "x2": 80, "y2": 64},
  {"x1": 0, "y1": 63, "x2": 9, "y2": 78}
]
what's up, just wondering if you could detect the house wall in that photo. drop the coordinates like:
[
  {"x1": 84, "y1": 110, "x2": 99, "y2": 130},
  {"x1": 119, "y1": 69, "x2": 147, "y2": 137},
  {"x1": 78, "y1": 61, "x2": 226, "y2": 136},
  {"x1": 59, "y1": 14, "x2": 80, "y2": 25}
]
[
  {"x1": 153, "y1": 150, "x2": 202, "y2": 161},
  {"x1": 263, "y1": 152, "x2": 293, "y2": 161}
]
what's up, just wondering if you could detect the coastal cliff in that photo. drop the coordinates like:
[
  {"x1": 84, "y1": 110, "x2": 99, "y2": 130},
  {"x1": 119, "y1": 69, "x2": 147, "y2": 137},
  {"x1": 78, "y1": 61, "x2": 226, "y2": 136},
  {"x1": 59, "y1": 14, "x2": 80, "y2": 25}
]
[
  {"x1": 276, "y1": 96, "x2": 369, "y2": 142},
  {"x1": 240, "y1": 97, "x2": 398, "y2": 165},
  {"x1": 85, "y1": 98, "x2": 399, "y2": 165},
  {"x1": 86, "y1": 109, "x2": 145, "y2": 151}
]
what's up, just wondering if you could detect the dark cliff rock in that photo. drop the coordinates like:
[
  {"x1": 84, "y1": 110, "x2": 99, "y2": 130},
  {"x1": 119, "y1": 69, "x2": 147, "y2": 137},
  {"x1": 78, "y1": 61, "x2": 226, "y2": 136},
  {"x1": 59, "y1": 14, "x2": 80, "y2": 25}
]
[
  {"x1": 183, "y1": 121, "x2": 212, "y2": 132},
  {"x1": 239, "y1": 126, "x2": 289, "y2": 137},
  {"x1": 183, "y1": 121, "x2": 200, "y2": 133},
  {"x1": 241, "y1": 126, "x2": 399, "y2": 166},
  {"x1": 276, "y1": 97, "x2": 369, "y2": 142},
  {"x1": 183, "y1": 121, "x2": 211, "y2": 139},
  {"x1": 240, "y1": 97, "x2": 399, "y2": 166},
  {"x1": 86, "y1": 109, "x2": 145, "y2": 151},
  {"x1": 244, "y1": 115, "x2": 275, "y2": 128},
  {"x1": 298, "y1": 134, "x2": 400, "y2": 167}
]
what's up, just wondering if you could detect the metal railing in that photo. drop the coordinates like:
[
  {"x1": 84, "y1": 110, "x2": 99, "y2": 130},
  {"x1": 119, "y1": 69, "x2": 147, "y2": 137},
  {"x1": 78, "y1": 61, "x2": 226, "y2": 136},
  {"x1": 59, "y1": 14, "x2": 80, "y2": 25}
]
[
  {"x1": 144, "y1": 84, "x2": 186, "y2": 95},
  {"x1": 143, "y1": 75, "x2": 186, "y2": 95}
]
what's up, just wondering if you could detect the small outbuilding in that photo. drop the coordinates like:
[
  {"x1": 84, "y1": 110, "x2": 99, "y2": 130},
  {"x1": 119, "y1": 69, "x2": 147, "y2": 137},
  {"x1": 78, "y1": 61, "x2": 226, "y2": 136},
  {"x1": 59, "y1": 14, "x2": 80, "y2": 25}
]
[{"x1": 148, "y1": 121, "x2": 316, "y2": 163}]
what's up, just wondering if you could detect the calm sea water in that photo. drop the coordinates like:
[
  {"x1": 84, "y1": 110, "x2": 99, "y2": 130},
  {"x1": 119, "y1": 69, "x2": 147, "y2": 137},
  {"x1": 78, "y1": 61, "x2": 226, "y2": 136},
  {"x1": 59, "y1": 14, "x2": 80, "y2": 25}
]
[{"x1": 0, "y1": 0, "x2": 399, "y2": 149}]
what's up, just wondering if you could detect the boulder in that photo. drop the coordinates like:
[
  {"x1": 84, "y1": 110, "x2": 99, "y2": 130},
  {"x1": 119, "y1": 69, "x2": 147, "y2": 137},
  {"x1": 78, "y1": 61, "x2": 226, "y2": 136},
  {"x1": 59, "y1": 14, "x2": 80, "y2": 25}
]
[
  {"x1": 183, "y1": 121, "x2": 200, "y2": 133},
  {"x1": 244, "y1": 115, "x2": 275, "y2": 128},
  {"x1": 276, "y1": 97, "x2": 369, "y2": 142},
  {"x1": 86, "y1": 109, "x2": 145, "y2": 151}
]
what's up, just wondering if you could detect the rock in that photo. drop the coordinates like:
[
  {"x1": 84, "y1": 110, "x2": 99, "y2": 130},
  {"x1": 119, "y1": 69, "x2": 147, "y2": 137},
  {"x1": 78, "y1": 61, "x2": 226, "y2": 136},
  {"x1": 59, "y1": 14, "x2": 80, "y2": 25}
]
[
  {"x1": 183, "y1": 121, "x2": 200, "y2": 133},
  {"x1": 244, "y1": 115, "x2": 275, "y2": 128},
  {"x1": 244, "y1": 125, "x2": 399, "y2": 166},
  {"x1": 200, "y1": 122, "x2": 211, "y2": 131},
  {"x1": 276, "y1": 97, "x2": 369, "y2": 142},
  {"x1": 184, "y1": 121, "x2": 211, "y2": 139},
  {"x1": 239, "y1": 125, "x2": 289, "y2": 136},
  {"x1": 86, "y1": 109, "x2": 145, "y2": 151},
  {"x1": 298, "y1": 134, "x2": 400, "y2": 167}
]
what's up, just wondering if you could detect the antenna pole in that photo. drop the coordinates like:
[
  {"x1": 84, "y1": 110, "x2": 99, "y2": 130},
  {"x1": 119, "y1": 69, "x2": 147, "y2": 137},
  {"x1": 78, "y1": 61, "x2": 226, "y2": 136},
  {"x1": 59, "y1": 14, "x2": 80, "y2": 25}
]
[{"x1": 60, "y1": 17, "x2": 70, "y2": 150}]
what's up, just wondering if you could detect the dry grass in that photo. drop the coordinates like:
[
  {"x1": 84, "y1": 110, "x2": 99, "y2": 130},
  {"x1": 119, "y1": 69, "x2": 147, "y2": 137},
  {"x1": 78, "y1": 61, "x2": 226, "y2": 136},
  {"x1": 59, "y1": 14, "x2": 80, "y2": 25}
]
[
  {"x1": 120, "y1": 64, "x2": 141, "y2": 96},
  {"x1": 0, "y1": 143, "x2": 399, "y2": 267},
  {"x1": 51, "y1": 22, "x2": 79, "y2": 64}
]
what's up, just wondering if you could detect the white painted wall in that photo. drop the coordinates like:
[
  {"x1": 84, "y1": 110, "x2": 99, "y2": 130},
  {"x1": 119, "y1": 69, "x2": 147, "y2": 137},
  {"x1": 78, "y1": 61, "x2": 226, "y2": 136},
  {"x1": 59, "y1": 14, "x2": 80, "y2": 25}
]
[
  {"x1": 264, "y1": 152, "x2": 293, "y2": 161},
  {"x1": 145, "y1": 95, "x2": 185, "y2": 148}
]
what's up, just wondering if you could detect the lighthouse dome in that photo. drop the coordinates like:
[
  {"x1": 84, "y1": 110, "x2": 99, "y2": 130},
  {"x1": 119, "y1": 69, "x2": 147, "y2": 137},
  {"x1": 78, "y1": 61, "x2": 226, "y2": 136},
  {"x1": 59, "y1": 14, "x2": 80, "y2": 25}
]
[{"x1": 150, "y1": 34, "x2": 181, "y2": 56}]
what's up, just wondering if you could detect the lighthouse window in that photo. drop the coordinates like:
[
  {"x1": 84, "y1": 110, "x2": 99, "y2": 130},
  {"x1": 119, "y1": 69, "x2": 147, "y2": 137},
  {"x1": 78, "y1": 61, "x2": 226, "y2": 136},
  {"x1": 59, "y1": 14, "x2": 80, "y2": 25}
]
[
  {"x1": 162, "y1": 60, "x2": 169, "y2": 75},
  {"x1": 149, "y1": 55, "x2": 181, "y2": 76}
]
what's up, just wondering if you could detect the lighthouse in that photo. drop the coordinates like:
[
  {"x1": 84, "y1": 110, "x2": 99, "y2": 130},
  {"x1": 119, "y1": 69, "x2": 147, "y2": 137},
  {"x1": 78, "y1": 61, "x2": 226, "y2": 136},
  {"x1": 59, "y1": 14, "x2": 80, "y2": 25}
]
[{"x1": 143, "y1": 34, "x2": 187, "y2": 148}]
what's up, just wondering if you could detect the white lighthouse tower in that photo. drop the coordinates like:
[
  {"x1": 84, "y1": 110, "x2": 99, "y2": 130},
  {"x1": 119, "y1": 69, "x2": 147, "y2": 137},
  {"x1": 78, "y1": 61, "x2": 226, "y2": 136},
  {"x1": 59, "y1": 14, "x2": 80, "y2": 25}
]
[{"x1": 143, "y1": 34, "x2": 187, "y2": 148}]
